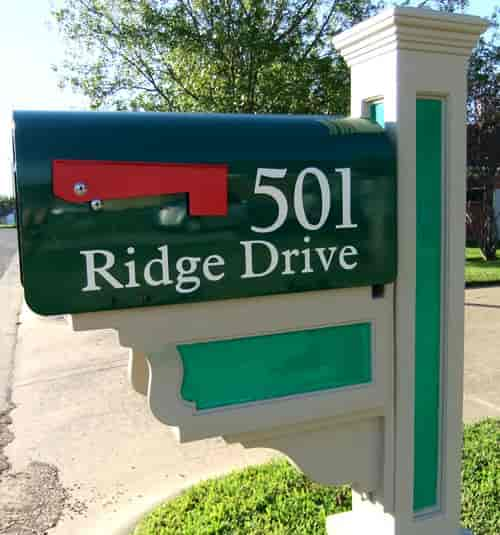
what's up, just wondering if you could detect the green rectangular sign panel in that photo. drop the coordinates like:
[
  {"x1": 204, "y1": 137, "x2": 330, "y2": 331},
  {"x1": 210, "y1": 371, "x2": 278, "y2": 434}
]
[
  {"x1": 13, "y1": 111, "x2": 396, "y2": 315},
  {"x1": 179, "y1": 322, "x2": 372, "y2": 410}
]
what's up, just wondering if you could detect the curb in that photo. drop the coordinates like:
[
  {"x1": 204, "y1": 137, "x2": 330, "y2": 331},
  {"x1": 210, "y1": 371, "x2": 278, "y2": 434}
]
[
  {"x1": 109, "y1": 488, "x2": 185, "y2": 535},
  {"x1": 465, "y1": 281, "x2": 500, "y2": 289},
  {"x1": 0, "y1": 254, "x2": 23, "y2": 414}
]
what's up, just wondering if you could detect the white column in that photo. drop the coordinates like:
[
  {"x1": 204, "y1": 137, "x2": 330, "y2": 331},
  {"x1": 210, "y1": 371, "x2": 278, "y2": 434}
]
[{"x1": 332, "y1": 7, "x2": 487, "y2": 535}]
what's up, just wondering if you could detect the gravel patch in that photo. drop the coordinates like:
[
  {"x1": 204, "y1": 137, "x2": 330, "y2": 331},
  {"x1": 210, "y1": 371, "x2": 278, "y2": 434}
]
[
  {"x1": 0, "y1": 389, "x2": 84, "y2": 534},
  {"x1": 0, "y1": 461, "x2": 68, "y2": 535}
]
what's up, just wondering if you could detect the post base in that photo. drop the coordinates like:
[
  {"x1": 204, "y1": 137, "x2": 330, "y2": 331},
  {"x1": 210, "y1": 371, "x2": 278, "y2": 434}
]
[
  {"x1": 327, "y1": 512, "x2": 473, "y2": 535},
  {"x1": 327, "y1": 511, "x2": 393, "y2": 535}
]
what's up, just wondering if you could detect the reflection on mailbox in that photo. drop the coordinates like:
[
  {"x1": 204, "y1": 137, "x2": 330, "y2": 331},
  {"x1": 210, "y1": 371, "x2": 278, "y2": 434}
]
[{"x1": 13, "y1": 111, "x2": 396, "y2": 315}]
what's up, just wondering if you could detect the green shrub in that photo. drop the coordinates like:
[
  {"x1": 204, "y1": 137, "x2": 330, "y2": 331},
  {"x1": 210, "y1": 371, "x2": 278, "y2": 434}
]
[
  {"x1": 133, "y1": 460, "x2": 350, "y2": 535},
  {"x1": 134, "y1": 419, "x2": 499, "y2": 535}
]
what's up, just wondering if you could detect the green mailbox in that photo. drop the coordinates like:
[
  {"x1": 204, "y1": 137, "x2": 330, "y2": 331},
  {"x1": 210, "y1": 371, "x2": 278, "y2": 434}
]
[{"x1": 13, "y1": 111, "x2": 396, "y2": 315}]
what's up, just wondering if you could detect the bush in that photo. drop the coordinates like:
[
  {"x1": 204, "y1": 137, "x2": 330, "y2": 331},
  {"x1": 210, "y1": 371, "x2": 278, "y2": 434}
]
[
  {"x1": 133, "y1": 460, "x2": 350, "y2": 535},
  {"x1": 134, "y1": 419, "x2": 499, "y2": 535}
]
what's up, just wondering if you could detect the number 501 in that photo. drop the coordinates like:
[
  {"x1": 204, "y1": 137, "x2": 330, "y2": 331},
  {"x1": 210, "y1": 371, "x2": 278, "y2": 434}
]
[{"x1": 250, "y1": 167, "x2": 357, "y2": 234}]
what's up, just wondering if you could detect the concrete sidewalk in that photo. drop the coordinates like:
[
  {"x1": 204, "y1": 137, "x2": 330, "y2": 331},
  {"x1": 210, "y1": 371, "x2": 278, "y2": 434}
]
[
  {"x1": 463, "y1": 286, "x2": 500, "y2": 421},
  {"x1": 2, "y1": 280, "x2": 499, "y2": 534}
]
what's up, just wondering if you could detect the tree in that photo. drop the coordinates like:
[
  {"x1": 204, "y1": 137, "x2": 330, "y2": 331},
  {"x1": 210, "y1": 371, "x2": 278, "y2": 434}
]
[
  {"x1": 53, "y1": 1, "x2": 478, "y2": 115},
  {"x1": 53, "y1": 0, "x2": 384, "y2": 115},
  {"x1": 466, "y1": 7, "x2": 499, "y2": 260}
]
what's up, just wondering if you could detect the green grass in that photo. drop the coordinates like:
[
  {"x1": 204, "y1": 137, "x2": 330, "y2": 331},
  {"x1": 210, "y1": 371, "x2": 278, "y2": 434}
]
[
  {"x1": 0, "y1": 224, "x2": 15, "y2": 229},
  {"x1": 461, "y1": 419, "x2": 500, "y2": 535},
  {"x1": 465, "y1": 248, "x2": 500, "y2": 284},
  {"x1": 133, "y1": 419, "x2": 499, "y2": 535}
]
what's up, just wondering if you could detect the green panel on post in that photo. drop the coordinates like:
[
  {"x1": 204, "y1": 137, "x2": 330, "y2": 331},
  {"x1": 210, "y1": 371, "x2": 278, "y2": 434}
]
[
  {"x1": 370, "y1": 102, "x2": 385, "y2": 127},
  {"x1": 414, "y1": 98, "x2": 442, "y2": 512},
  {"x1": 178, "y1": 323, "x2": 372, "y2": 410}
]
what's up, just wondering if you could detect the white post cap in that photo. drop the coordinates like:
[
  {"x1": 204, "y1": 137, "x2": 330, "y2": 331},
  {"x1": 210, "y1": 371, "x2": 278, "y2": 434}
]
[{"x1": 333, "y1": 7, "x2": 489, "y2": 66}]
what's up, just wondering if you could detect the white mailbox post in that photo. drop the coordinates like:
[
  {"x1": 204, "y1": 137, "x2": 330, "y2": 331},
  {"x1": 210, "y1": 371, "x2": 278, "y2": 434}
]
[{"x1": 330, "y1": 7, "x2": 488, "y2": 535}]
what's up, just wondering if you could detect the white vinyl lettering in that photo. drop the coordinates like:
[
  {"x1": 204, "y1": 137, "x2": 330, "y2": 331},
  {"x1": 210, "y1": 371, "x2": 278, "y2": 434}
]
[
  {"x1": 124, "y1": 247, "x2": 140, "y2": 288},
  {"x1": 336, "y1": 168, "x2": 357, "y2": 229},
  {"x1": 124, "y1": 260, "x2": 140, "y2": 288},
  {"x1": 78, "y1": 165, "x2": 362, "y2": 297},
  {"x1": 339, "y1": 245, "x2": 359, "y2": 270},
  {"x1": 301, "y1": 236, "x2": 314, "y2": 274},
  {"x1": 80, "y1": 241, "x2": 360, "y2": 295},
  {"x1": 144, "y1": 245, "x2": 173, "y2": 287},
  {"x1": 175, "y1": 256, "x2": 202, "y2": 293},
  {"x1": 81, "y1": 250, "x2": 124, "y2": 291},
  {"x1": 315, "y1": 247, "x2": 338, "y2": 271},
  {"x1": 294, "y1": 167, "x2": 331, "y2": 231},
  {"x1": 251, "y1": 166, "x2": 355, "y2": 233},
  {"x1": 203, "y1": 255, "x2": 225, "y2": 282},
  {"x1": 240, "y1": 240, "x2": 279, "y2": 279},
  {"x1": 281, "y1": 249, "x2": 300, "y2": 275},
  {"x1": 250, "y1": 168, "x2": 288, "y2": 234}
]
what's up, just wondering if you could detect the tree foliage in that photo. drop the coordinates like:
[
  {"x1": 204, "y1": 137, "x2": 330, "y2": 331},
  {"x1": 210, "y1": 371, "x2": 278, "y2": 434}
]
[
  {"x1": 53, "y1": 0, "x2": 384, "y2": 115},
  {"x1": 466, "y1": 7, "x2": 499, "y2": 260},
  {"x1": 53, "y1": 0, "x2": 485, "y2": 116},
  {"x1": 468, "y1": 7, "x2": 499, "y2": 127}
]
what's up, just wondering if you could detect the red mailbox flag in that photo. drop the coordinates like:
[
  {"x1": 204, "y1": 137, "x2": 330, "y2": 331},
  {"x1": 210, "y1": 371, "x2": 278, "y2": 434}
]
[{"x1": 53, "y1": 160, "x2": 228, "y2": 216}]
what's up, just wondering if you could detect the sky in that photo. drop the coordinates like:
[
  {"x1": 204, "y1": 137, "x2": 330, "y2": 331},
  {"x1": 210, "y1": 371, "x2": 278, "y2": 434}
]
[{"x1": 0, "y1": 0, "x2": 497, "y2": 197}]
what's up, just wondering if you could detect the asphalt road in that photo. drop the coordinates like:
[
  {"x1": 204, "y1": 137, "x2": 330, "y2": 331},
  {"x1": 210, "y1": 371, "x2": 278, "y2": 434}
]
[{"x1": 0, "y1": 228, "x2": 18, "y2": 279}]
